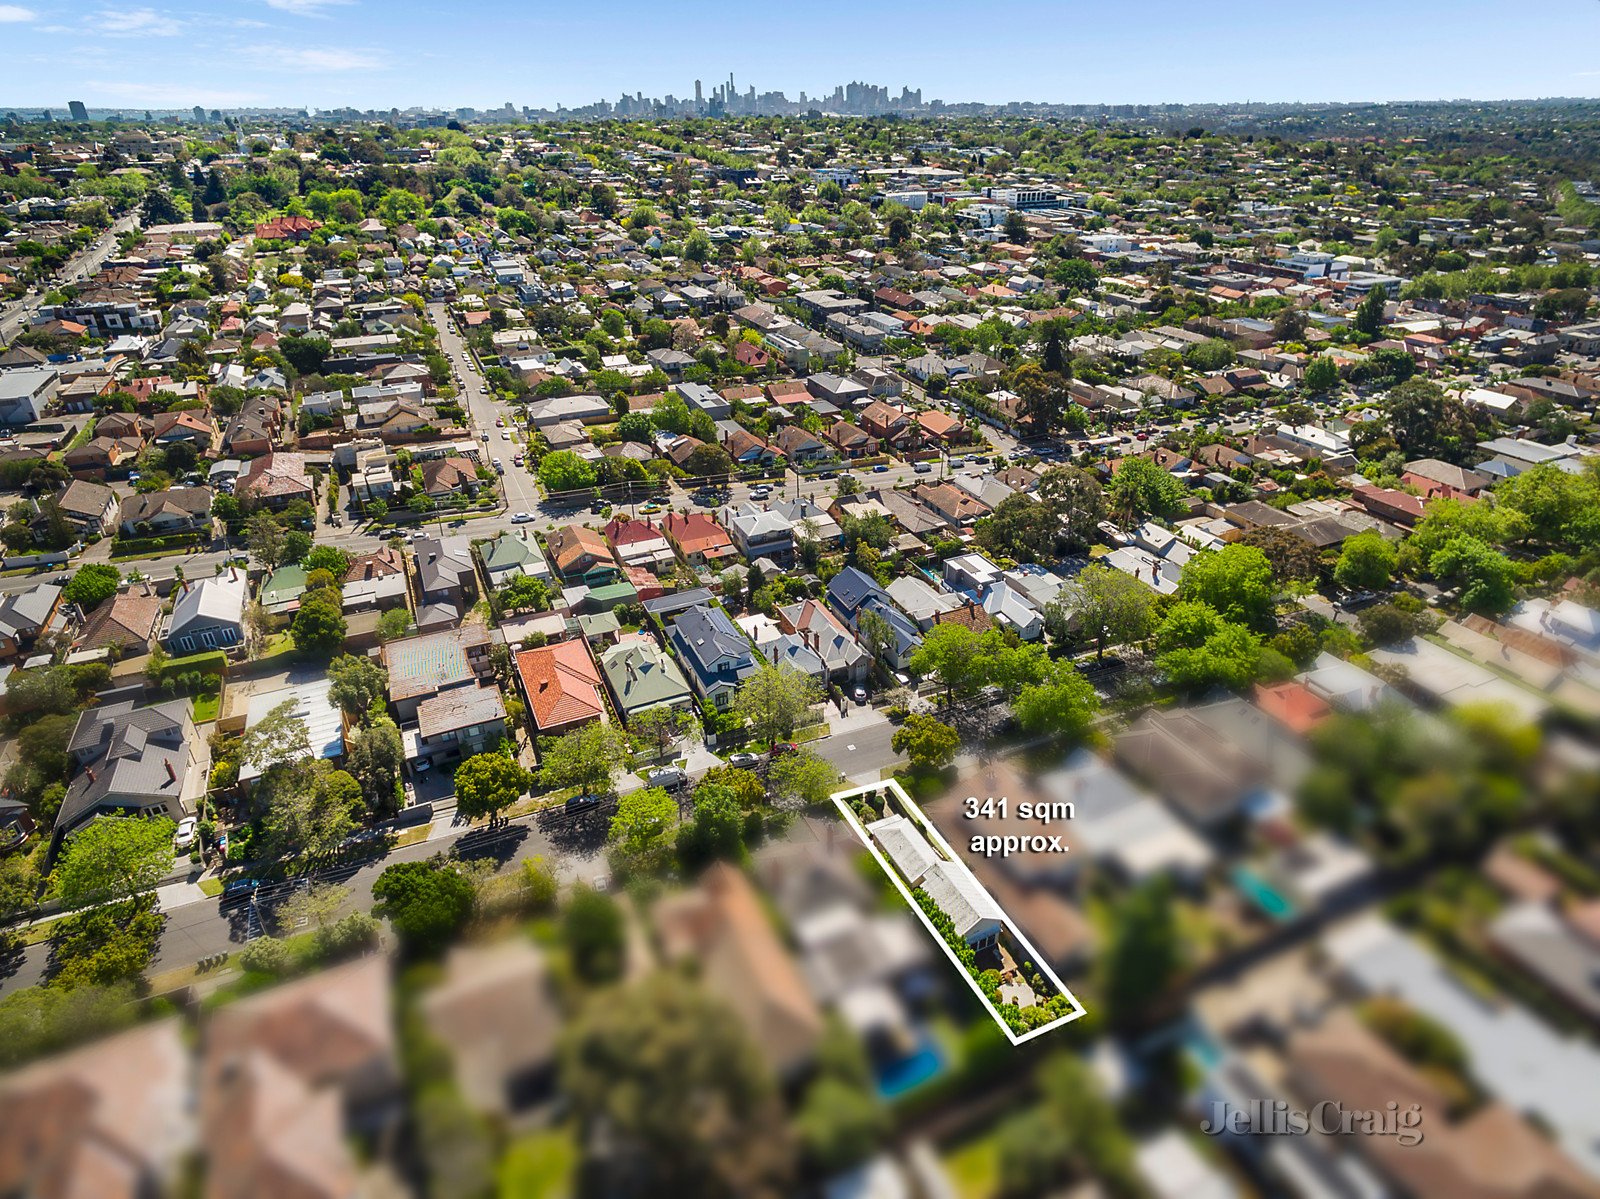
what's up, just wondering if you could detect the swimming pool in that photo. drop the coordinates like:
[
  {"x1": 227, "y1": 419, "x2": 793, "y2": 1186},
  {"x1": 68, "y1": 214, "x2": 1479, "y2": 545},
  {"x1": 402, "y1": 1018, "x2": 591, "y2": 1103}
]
[
  {"x1": 874, "y1": 1028, "x2": 949, "y2": 1099},
  {"x1": 1232, "y1": 866, "x2": 1296, "y2": 921}
]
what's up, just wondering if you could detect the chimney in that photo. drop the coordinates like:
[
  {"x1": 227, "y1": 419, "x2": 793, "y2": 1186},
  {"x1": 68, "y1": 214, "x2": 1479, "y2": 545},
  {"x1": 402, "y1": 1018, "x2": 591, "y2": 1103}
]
[
  {"x1": 86, "y1": 767, "x2": 96, "y2": 783},
  {"x1": 165, "y1": 758, "x2": 177, "y2": 783}
]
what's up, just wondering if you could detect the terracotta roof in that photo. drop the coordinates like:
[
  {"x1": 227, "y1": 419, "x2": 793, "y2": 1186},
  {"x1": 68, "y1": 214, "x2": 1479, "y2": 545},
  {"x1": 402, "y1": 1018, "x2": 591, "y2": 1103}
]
[{"x1": 515, "y1": 640, "x2": 605, "y2": 730}]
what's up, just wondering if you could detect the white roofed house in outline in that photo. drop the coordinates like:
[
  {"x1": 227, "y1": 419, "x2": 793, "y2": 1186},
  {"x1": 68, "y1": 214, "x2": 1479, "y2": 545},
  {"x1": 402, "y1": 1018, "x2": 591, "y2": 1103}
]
[{"x1": 844, "y1": 779, "x2": 1086, "y2": 1045}]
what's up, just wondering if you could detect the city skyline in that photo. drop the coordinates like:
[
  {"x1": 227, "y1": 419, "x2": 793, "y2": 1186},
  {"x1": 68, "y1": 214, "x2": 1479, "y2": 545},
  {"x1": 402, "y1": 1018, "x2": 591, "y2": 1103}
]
[{"x1": 1, "y1": 0, "x2": 1598, "y2": 111}]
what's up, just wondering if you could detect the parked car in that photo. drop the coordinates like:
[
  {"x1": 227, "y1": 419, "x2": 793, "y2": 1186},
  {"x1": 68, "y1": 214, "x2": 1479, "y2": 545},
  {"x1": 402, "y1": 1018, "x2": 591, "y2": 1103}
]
[
  {"x1": 749, "y1": 484, "x2": 771, "y2": 499},
  {"x1": 173, "y1": 816, "x2": 198, "y2": 850},
  {"x1": 220, "y1": 878, "x2": 261, "y2": 908},
  {"x1": 913, "y1": 462, "x2": 932, "y2": 473},
  {"x1": 852, "y1": 686, "x2": 868, "y2": 703},
  {"x1": 728, "y1": 752, "x2": 761, "y2": 769},
  {"x1": 511, "y1": 511, "x2": 534, "y2": 524},
  {"x1": 566, "y1": 794, "x2": 602, "y2": 813},
  {"x1": 493, "y1": 459, "x2": 505, "y2": 474},
  {"x1": 872, "y1": 463, "x2": 890, "y2": 473},
  {"x1": 646, "y1": 767, "x2": 688, "y2": 791},
  {"x1": 769, "y1": 741, "x2": 798, "y2": 758}
]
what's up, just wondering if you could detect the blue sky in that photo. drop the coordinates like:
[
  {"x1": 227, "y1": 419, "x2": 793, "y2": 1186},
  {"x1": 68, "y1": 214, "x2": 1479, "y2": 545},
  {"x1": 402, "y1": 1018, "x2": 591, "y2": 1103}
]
[{"x1": 3, "y1": 0, "x2": 1598, "y2": 111}]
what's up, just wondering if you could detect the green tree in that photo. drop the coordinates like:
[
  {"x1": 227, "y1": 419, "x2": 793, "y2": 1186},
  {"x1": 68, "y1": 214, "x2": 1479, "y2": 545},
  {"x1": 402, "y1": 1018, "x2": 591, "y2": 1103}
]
[
  {"x1": 1303, "y1": 354, "x2": 1339, "y2": 393},
  {"x1": 52, "y1": 816, "x2": 176, "y2": 909},
  {"x1": 558, "y1": 972, "x2": 794, "y2": 1197},
  {"x1": 49, "y1": 895, "x2": 165, "y2": 988},
  {"x1": 327, "y1": 653, "x2": 387, "y2": 719},
  {"x1": 1100, "y1": 877, "x2": 1183, "y2": 1027},
  {"x1": 376, "y1": 607, "x2": 413, "y2": 641},
  {"x1": 245, "y1": 510, "x2": 287, "y2": 570},
  {"x1": 540, "y1": 722, "x2": 629, "y2": 797},
  {"x1": 538, "y1": 449, "x2": 598, "y2": 493},
  {"x1": 453, "y1": 751, "x2": 531, "y2": 822},
  {"x1": 765, "y1": 747, "x2": 839, "y2": 810},
  {"x1": 1052, "y1": 562, "x2": 1157, "y2": 659},
  {"x1": 975, "y1": 493, "x2": 1060, "y2": 562},
  {"x1": 1036, "y1": 465, "x2": 1107, "y2": 548},
  {"x1": 1106, "y1": 457, "x2": 1186, "y2": 523},
  {"x1": 1178, "y1": 543, "x2": 1276, "y2": 629},
  {"x1": 909, "y1": 622, "x2": 986, "y2": 705},
  {"x1": 372, "y1": 860, "x2": 475, "y2": 955},
  {"x1": 304, "y1": 544, "x2": 352, "y2": 577},
  {"x1": 630, "y1": 705, "x2": 697, "y2": 763},
  {"x1": 561, "y1": 882, "x2": 625, "y2": 983},
  {"x1": 1239, "y1": 525, "x2": 1324, "y2": 584},
  {"x1": 729, "y1": 663, "x2": 821, "y2": 746},
  {"x1": 1354, "y1": 283, "x2": 1388, "y2": 335},
  {"x1": 1386, "y1": 378, "x2": 1477, "y2": 462},
  {"x1": 345, "y1": 715, "x2": 405, "y2": 814},
  {"x1": 1334, "y1": 530, "x2": 1399, "y2": 591},
  {"x1": 61, "y1": 564, "x2": 120, "y2": 607},
  {"x1": 675, "y1": 784, "x2": 747, "y2": 868},
  {"x1": 608, "y1": 786, "x2": 678, "y2": 877},
  {"x1": 1012, "y1": 663, "x2": 1100, "y2": 743},
  {"x1": 290, "y1": 591, "x2": 347, "y2": 657},
  {"x1": 892, "y1": 710, "x2": 960, "y2": 769},
  {"x1": 1430, "y1": 535, "x2": 1517, "y2": 616}
]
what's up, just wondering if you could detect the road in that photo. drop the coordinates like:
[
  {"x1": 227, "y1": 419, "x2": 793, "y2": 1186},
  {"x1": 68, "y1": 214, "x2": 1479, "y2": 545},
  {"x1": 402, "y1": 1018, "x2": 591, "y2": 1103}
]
[
  {"x1": 0, "y1": 212, "x2": 141, "y2": 343},
  {"x1": 0, "y1": 713, "x2": 903, "y2": 996}
]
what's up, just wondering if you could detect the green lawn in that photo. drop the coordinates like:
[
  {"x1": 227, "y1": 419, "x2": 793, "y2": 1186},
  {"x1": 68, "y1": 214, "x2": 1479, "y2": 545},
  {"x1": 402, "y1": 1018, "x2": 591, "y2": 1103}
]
[
  {"x1": 498, "y1": 1128, "x2": 576, "y2": 1199},
  {"x1": 942, "y1": 1126, "x2": 1002, "y2": 1199},
  {"x1": 192, "y1": 692, "x2": 221, "y2": 723},
  {"x1": 198, "y1": 878, "x2": 223, "y2": 898}
]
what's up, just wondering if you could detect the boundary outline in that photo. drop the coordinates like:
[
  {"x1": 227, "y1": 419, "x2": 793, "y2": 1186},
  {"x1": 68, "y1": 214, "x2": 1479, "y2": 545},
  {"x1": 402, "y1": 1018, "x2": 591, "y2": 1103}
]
[{"x1": 830, "y1": 778, "x2": 1087, "y2": 1046}]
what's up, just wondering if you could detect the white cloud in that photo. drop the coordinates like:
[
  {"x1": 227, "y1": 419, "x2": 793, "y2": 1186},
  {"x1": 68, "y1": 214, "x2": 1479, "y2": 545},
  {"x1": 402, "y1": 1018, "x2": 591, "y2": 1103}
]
[
  {"x1": 259, "y1": 45, "x2": 380, "y2": 71},
  {"x1": 0, "y1": 5, "x2": 37, "y2": 21},
  {"x1": 96, "y1": 7, "x2": 182, "y2": 36},
  {"x1": 263, "y1": 0, "x2": 353, "y2": 14}
]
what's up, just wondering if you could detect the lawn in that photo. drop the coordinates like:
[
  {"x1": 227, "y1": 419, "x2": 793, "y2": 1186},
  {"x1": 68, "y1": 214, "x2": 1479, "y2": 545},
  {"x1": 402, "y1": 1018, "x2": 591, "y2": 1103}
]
[
  {"x1": 198, "y1": 878, "x2": 224, "y2": 898},
  {"x1": 498, "y1": 1128, "x2": 577, "y2": 1199},
  {"x1": 192, "y1": 692, "x2": 221, "y2": 723},
  {"x1": 942, "y1": 1125, "x2": 1002, "y2": 1199}
]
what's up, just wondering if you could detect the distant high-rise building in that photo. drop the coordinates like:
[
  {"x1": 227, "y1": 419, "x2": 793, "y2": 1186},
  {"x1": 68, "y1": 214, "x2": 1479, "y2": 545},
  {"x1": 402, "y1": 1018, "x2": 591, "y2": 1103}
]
[
  {"x1": 192, "y1": 105, "x2": 206, "y2": 123},
  {"x1": 68, "y1": 100, "x2": 88, "y2": 122},
  {"x1": 694, "y1": 79, "x2": 703, "y2": 106},
  {"x1": 210, "y1": 109, "x2": 222, "y2": 123}
]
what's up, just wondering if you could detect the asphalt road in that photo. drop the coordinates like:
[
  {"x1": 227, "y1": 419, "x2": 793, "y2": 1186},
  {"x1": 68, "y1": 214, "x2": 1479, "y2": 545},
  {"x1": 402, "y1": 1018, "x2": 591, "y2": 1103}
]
[{"x1": 0, "y1": 213, "x2": 141, "y2": 343}]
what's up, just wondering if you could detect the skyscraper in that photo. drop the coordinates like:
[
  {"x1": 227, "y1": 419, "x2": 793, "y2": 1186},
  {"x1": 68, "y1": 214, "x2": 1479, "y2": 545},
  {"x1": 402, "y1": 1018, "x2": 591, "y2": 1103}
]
[
  {"x1": 68, "y1": 100, "x2": 88, "y2": 122},
  {"x1": 192, "y1": 105, "x2": 206, "y2": 124}
]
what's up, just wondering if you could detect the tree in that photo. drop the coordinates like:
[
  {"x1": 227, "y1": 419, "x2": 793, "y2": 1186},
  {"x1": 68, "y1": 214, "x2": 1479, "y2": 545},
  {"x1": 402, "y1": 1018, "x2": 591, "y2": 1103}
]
[
  {"x1": 537, "y1": 450, "x2": 597, "y2": 493},
  {"x1": 327, "y1": 654, "x2": 386, "y2": 720},
  {"x1": 730, "y1": 663, "x2": 820, "y2": 746},
  {"x1": 975, "y1": 493, "x2": 1059, "y2": 562},
  {"x1": 683, "y1": 443, "x2": 735, "y2": 478},
  {"x1": 290, "y1": 591, "x2": 346, "y2": 657},
  {"x1": 1106, "y1": 457, "x2": 1186, "y2": 524},
  {"x1": 559, "y1": 972, "x2": 794, "y2": 1197},
  {"x1": 61, "y1": 564, "x2": 120, "y2": 607},
  {"x1": 1239, "y1": 525, "x2": 1323, "y2": 585},
  {"x1": 1157, "y1": 618, "x2": 1262, "y2": 693},
  {"x1": 540, "y1": 722, "x2": 629, "y2": 797},
  {"x1": 1303, "y1": 354, "x2": 1339, "y2": 394},
  {"x1": 49, "y1": 895, "x2": 165, "y2": 989},
  {"x1": 1178, "y1": 543, "x2": 1276, "y2": 629},
  {"x1": 1334, "y1": 530, "x2": 1399, "y2": 591},
  {"x1": 796, "y1": 1075, "x2": 888, "y2": 1175},
  {"x1": 1386, "y1": 378, "x2": 1477, "y2": 462},
  {"x1": 372, "y1": 860, "x2": 475, "y2": 955},
  {"x1": 453, "y1": 752, "x2": 531, "y2": 822},
  {"x1": 675, "y1": 784, "x2": 747, "y2": 868},
  {"x1": 1002, "y1": 209, "x2": 1029, "y2": 244},
  {"x1": 1012, "y1": 663, "x2": 1100, "y2": 743},
  {"x1": 257, "y1": 761, "x2": 360, "y2": 865},
  {"x1": 1053, "y1": 563, "x2": 1157, "y2": 659},
  {"x1": 345, "y1": 715, "x2": 405, "y2": 814},
  {"x1": 909, "y1": 623, "x2": 987, "y2": 704},
  {"x1": 891, "y1": 713, "x2": 960, "y2": 773},
  {"x1": 630, "y1": 705, "x2": 697, "y2": 763},
  {"x1": 765, "y1": 748, "x2": 839, "y2": 810},
  {"x1": 1008, "y1": 362, "x2": 1066, "y2": 436},
  {"x1": 275, "y1": 882, "x2": 350, "y2": 933},
  {"x1": 855, "y1": 609, "x2": 894, "y2": 676},
  {"x1": 377, "y1": 607, "x2": 414, "y2": 641},
  {"x1": 561, "y1": 883, "x2": 625, "y2": 983},
  {"x1": 1036, "y1": 465, "x2": 1107, "y2": 548},
  {"x1": 304, "y1": 544, "x2": 351, "y2": 577},
  {"x1": 1100, "y1": 877, "x2": 1183, "y2": 1028},
  {"x1": 1354, "y1": 283, "x2": 1388, "y2": 335},
  {"x1": 608, "y1": 786, "x2": 678, "y2": 877},
  {"x1": 245, "y1": 510, "x2": 287, "y2": 570},
  {"x1": 1430, "y1": 535, "x2": 1517, "y2": 616},
  {"x1": 1184, "y1": 337, "x2": 1235, "y2": 372},
  {"x1": 52, "y1": 816, "x2": 176, "y2": 908}
]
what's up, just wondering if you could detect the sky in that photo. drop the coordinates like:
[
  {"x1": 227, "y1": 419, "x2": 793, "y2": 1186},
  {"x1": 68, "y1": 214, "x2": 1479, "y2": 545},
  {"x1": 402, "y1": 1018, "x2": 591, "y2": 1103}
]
[{"x1": 2, "y1": 0, "x2": 1599, "y2": 112}]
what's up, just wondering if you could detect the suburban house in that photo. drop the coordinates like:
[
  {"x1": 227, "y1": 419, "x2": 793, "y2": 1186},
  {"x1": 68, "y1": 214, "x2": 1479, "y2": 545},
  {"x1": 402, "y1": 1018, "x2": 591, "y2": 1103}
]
[
  {"x1": 545, "y1": 525, "x2": 620, "y2": 584},
  {"x1": 774, "y1": 425, "x2": 830, "y2": 464},
  {"x1": 54, "y1": 697, "x2": 201, "y2": 849},
  {"x1": 661, "y1": 511, "x2": 737, "y2": 567},
  {"x1": 383, "y1": 625, "x2": 495, "y2": 723},
  {"x1": 236, "y1": 451, "x2": 315, "y2": 509},
  {"x1": 477, "y1": 530, "x2": 553, "y2": 589},
  {"x1": 598, "y1": 634, "x2": 695, "y2": 724},
  {"x1": 74, "y1": 588, "x2": 163, "y2": 654},
  {"x1": 867, "y1": 813, "x2": 1002, "y2": 950},
  {"x1": 0, "y1": 582, "x2": 66, "y2": 658},
  {"x1": 53, "y1": 479, "x2": 118, "y2": 537},
  {"x1": 515, "y1": 640, "x2": 607, "y2": 736},
  {"x1": 777, "y1": 598, "x2": 871, "y2": 683},
  {"x1": 718, "y1": 502, "x2": 795, "y2": 564},
  {"x1": 0, "y1": 365, "x2": 57, "y2": 425},
  {"x1": 413, "y1": 534, "x2": 479, "y2": 616},
  {"x1": 859, "y1": 400, "x2": 921, "y2": 450},
  {"x1": 602, "y1": 516, "x2": 676, "y2": 573},
  {"x1": 668, "y1": 603, "x2": 759, "y2": 709},
  {"x1": 162, "y1": 570, "x2": 248, "y2": 652},
  {"x1": 827, "y1": 565, "x2": 923, "y2": 670},
  {"x1": 824, "y1": 420, "x2": 877, "y2": 459},
  {"x1": 117, "y1": 488, "x2": 213, "y2": 539}
]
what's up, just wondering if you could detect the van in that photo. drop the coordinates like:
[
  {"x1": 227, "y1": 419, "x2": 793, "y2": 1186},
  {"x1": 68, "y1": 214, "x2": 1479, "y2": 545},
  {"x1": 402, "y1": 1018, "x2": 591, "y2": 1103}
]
[{"x1": 646, "y1": 767, "x2": 688, "y2": 791}]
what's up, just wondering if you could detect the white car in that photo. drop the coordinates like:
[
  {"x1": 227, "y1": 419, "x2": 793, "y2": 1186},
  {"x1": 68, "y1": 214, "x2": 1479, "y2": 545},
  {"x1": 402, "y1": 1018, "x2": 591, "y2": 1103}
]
[
  {"x1": 173, "y1": 817, "x2": 198, "y2": 850},
  {"x1": 501, "y1": 430, "x2": 511, "y2": 440},
  {"x1": 511, "y1": 512, "x2": 534, "y2": 524}
]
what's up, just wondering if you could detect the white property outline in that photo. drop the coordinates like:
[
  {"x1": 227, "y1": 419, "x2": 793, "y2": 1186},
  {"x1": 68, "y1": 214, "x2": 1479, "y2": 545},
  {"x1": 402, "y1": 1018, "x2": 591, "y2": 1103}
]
[{"x1": 831, "y1": 778, "x2": 1087, "y2": 1045}]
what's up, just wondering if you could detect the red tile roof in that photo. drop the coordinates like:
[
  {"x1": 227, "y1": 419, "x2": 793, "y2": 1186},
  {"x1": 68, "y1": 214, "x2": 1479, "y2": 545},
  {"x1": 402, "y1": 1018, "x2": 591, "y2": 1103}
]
[{"x1": 515, "y1": 641, "x2": 605, "y2": 731}]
